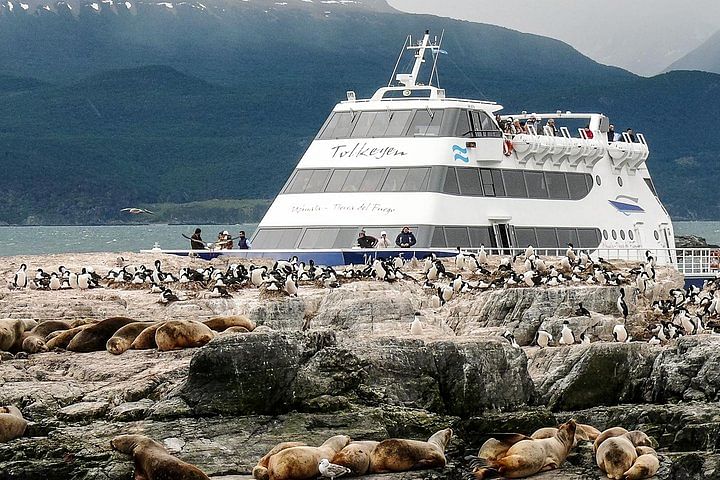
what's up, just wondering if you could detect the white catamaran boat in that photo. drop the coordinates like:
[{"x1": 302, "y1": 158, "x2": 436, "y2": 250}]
[{"x1": 156, "y1": 31, "x2": 700, "y2": 277}]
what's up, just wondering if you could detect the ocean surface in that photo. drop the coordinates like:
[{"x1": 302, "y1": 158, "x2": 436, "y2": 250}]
[
  {"x1": 0, "y1": 221, "x2": 716, "y2": 257},
  {"x1": 0, "y1": 224, "x2": 257, "y2": 257}
]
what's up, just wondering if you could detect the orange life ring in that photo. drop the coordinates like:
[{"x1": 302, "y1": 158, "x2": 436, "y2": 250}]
[{"x1": 503, "y1": 139, "x2": 514, "y2": 156}]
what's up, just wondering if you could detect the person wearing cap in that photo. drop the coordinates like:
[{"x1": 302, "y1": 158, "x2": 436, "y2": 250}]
[
  {"x1": 545, "y1": 118, "x2": 558, "y2": 136},
  {"x1": 377, "y1": 231, "x2": 391, "y2": 248},
  {"x1": 395, "y1": 226, "x2": 417, "y2": 248},
  {"x1": 236, "y1": 230, "x2": 251, "y2": 249},
  {"x1": 217, "y1": 231, "x2": 232, "y2": 250},
  {"x1": 357, "y1": 229, "x2": 377, "y2": 248}
]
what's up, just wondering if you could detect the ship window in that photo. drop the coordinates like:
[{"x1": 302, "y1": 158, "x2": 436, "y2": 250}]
[
  {"x1": 287, "y1": 170, "x2": 313, "y2": 193},
  {"x1": 350, "y1": 111, "x2": 378, "y2": 138},
  {"x1": 319, "y1": 112, "x2": 357, "y2": 140},
  {"x1": 334, "y1": 228, "x2": 358, "y2": 248},
  {"x1": 596, "y1": 175, "x2": 602, "y2": 186},
  {"x1": 341, "y1": 169, "x2": 367, "y2": 192},
  {"x1": 480, "y1": 169, "x2": 495, "y2": 196},
  {"x1": 431, "y1": 227, "x2": 446, "y2": 247},
  {"x1": 514, "y1": 228, "x2": 537, "y2": 248},
  {"x1": 455, "y1": 111, "x2": 473, "y2": 137},
  {"x1": 253, "y1": 228, "x2": 302, "y2": 249},
  {"x1": 408, "y1": 109, "x2": 444, "y2": 136},
  {"x1": 578, "y1": 228, "x2": 601, "y2": 248},
  {"x1": 644, "y1": 178, "x2": 658, "y2": 197},
  {"x1": 457, "y1": 168, "x2": 483, "y2": 195},
  {"x1": 620, "y1": 230, "x2": 626, "y2": 240},
  {"x1": 305, "y1": 169, "x2": 331, "y2": 193},
  {"x1": 300, "y1": 228, "x2": 354, "y2": 248},
  {"x1": 443, "y1": 168, "x2": 460, "y2": 194},
  {"x1": 603, "y1": 230, "x2": 608, "y2": 240},
  {"x1": 629, "y1": 230, "x2": 634, "y2": 240},
  {"x1": 557, "y1": 228, "x2": 579, "y2": 248},
  {"x1": 360, "y1": 169, "x2": 386, "y2": 192},
  {"x1": 492, "y1": 170, "x2": 505, "y2": 196},
  {"x1": 525, "y1": 171, "x2": 548, "y2": 198},
  {"x1": 402, "y1": 168, "x2": 430, "y2": 191},
  {"x1": 503, "y1": 170, "x2": 527, "y2": 198},
  {"x1": 299, "y1": 228, "x2": 325, "y2": 248},
  {"x1": 469, "y1": 227, "x2": 494, "y2": 248},
  {"x1": 612, "y1": 230, "x2": 617, "y2": 240},
  {"x1": 381, "y1": 168, "x2": 410, "y2": 191},
  {"x1": 546, "y1": 172, "x2": 570, "y2": 199},
  {"x1": 654, "y1": 230, "x2": 659, "y2": 240},
  {"x1": 326, "y1": 169, "x2": 350, "y2": 192},
  {"x1": 536, "y1": 228, "x2": 559, "y2": 249},
  {"x1": 567, "y1": 173, "x2": 590, "y2": 199},
  {"x1": 385, "y1": 110, "x2": 413, "y2": 137},
  {"x1": 445, "y1": 227, "x2": 471, "y2": 247}
]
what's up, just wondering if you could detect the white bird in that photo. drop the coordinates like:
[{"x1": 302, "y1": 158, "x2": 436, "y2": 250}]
[
  {"x1": 284, "y1": 275, "x2": 299, "y2": 297},
  {"x1": 49, "y1": 273, "x2": 61, "y2": 290},
  {"x1": 477, "y1": 245, "x2": 488, "y2": 265},
  {"x1": 534, "y1": 329, "x2": 553, "y2": 348},
  {"x1": 319, "y1": 458, "x2": 351, "y2": 479},
  {"x1": 613, "y1": 323, "x2": 629, "y2": 343},
  {"x1": 648, "y1": 336, "x2": 661, "y2": 345},
  {"x1": 559, "y1": 321, "x2": 575, "y2": 345},
  {"x1": 121, "y1": 207, "x2": 154, "y2": 214},
  {"x1": 410, "y1": 313, "x2": 423, "y2": 335},
  {"x1": 12, "y1": 264, "x2": 28, "y2": 288},
  {"x1": 524, "y1": 245, "x2": 535, "y2": 259}
]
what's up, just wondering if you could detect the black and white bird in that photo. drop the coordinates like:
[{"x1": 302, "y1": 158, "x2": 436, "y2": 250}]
[
  {"x1": 559, "y1": 320, "x2": 575, "y2": 345},
  {"x1": 575, "y1": 303, "x2": 591, "y2": 317},
  {"x1": 319, "y1": 458, "x2": 351, "y2": 479},
  {"x1": 580, "y1": 332, "x2": 591, "y2": 345},
  {"x1": 617, "y1": 287, "x2": 629, "y2": 320},
  {"x1": 613, "y1": 323, "x2": 629, "y2": 343},
  {"x1": 502, "y1": 330, "x2": 520, "y2": 348},
  {"x1": 160, "y1": 287, "x2": 180, "y2": 304},
  {"x1": 533, "y1": 329, "x2": 553, "y2": 348},
  {"x1": 283, "y1": 274, "x2": 299, "y2": 297},
  {"x1": 12, "y1": 264, "x2": 28, "y2": 288}
]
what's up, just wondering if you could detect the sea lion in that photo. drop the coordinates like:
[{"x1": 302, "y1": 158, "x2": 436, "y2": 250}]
[
  {"x1": 332, "y1": 440, "x2": 379, "y2": 475},
  {"x1": 623, "y1": 430, "x2": 653, "y2": 448},
  {"x1": 45, "y1": 326, "x2": 88, "y2": 350},
  {"x1": 623, "y1": 447, "x2": 659, "y2": 480},
  {"x1": 111, "y1": 434, "x2": 210, "y2": 480},
  {"x1": 68, "y1": 317, "x2": 138, "y2": 352},
  {"x1": 473, "y1": 419, "x2": 576, "y2": 479},
  {"x1": 222, "y1": 326, "x2": 250, "y2": 334},
  {"x1": 69, "y1": 318, "x2": 97, "y2": 328},
  {"x1": 266, "y1": 435, "x2": 351, "y2": 480},
  {"x1": 22, "y1": 320, "x2": 72, "y2": 353},
  {"x1": 107, "y1": 322, "x2": 155, "y2": 355},
  {"x1": 155, "y1": 320, "x2": 216, "y2": 351},
  {"x1": 596, "y1": 435, "x2": 637, "y2": 480},
  {"x1": 478, "y1": 434, "x2": 531, "y2": 463},
  {"x1": 594, "y1": 427, "x2": 629, "y2": 453},
  {"x1": 253, "y1": 441, "x2": 307, "y2": 480},
  {"x1": 369, "y1": 428, "x2": 452, "y2": 473},
  {"x1": 0, "y1": 406, "x2": 28, "y2": 442},
  {"x1": 202, "y1": 315, "x2": 255, "y2": 332},
  {"x1": 532, "y1": 422, "x2": 600, "y2": 446},
  {"x1": 0, "y1": 319, "x2": 36, "y2": 351},
  {"x1": 131, "y1": 322, "x2": 166, "y2": 350}
]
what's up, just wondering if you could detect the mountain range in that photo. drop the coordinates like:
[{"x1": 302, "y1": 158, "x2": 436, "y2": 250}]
[
  {"x1": 0, "y1": 0, "x2": 718, "y2": 224},
  {"x1": 668, "y1": 28, "x2": 720, "y2": 74}
]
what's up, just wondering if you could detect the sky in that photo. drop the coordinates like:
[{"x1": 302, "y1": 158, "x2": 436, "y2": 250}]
[{"x1": 385, "y1": 0, "x2": 720, "y2": 76}]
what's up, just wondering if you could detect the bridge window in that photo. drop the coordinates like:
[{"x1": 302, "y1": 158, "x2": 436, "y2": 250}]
[
  {"x1": 408, "y1": 109, "x2": 444, "y2": 136},
  {"x1": 319, "y1": 112, "x2": 356, "y2": 140},
  {"x1": 525, "y1": 172, "x2": 548, "y2": 199},
  {"x1": 360, "y1": 169, "x2": 386, "y2": 192},
  {"x1": 385, "y1": 110, "x2": 414, "y2": 137},
  {"x1": 381, "y1": 168, "x2": 410, "y2": 192},
  {"x1": 326, "y1": 169, "x2": 350, "y2": 192},
  {"x1": 350, "y1": 111, "x2": 378, "y2": 138},
  {"x1": 457, "y1": 168, "x2": 483, "y2": 195},
  {"x1": 443, "y1": 168, "x2": 460, "y2": 194},
  {"x1": 445, "y1": 227, "x2": 471, "y2": 247},
  {"x1": 402, "y1": 167, "x2": 430, "y2": 191},
  {"x1": 514, "y1": 228, "x2": 537, "y2": 248},
  {"x1": 469, "y1": 227, "x2": 494, "y2": 247},
  {"x1": 503, "y1": 170, "x2": 527, "y2": 198}
]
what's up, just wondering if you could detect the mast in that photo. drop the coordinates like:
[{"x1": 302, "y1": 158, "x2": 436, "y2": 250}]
[{"x1": 396, "y1": 30, "x2": 431, "y2": 87}]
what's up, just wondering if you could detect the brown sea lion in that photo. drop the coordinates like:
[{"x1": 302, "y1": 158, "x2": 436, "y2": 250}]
[
  {"x1": 623, "y1": 430, "x2": 653, "y2": 448},
  {"x1": 0, "y1": 406, "x2": 28, "y2": 443},
  {"x1": 266, "y1": 435, "x2": 351, "y2": 480},
  {"x1": 111, "y1": 434, "x2": 210, "y2": 480},
  {"x1": 131, "y1": 322, "x2": 166, "y2": 350},
  {"x1": 67, "y1": 317, "x2": 138, "y2": 352},
  {"x1": 369, "y1": 428, "x2": 452, "y2": 474},
  {"x1": 107, "y1": 322, "x2": 155, "y2": 355},
  {"x1": 332, "y1": 440, "x2": 379, "y2": 475},
  {"x1": 22, "y1": 320, "x2": 72, "y2": 353},
  {"x1": 0, "y1": 319, "x2": 36, "y2": 351},
  {"x1": 253, "y1": 441, "x2": 307, "y2": 480},
  {"x1": 203, "y1": 315, "x2": 255, "y2": 332},
  {"x1": 69, "y1": 318, "x2": 97, "y2": 328},
  {"x1": 478, "y1": 434, "x2": 531, "y2": 463},
  {"x1": 45, "y1": 326, "x2": 89, "y2": 350},
  {"x1": 155, "y1": 320, "x2": 215, "y2": 351},
  {"x1": 623, "y1": 446, "x2": 659, "y2": 480},
  {"x1": 221, "y1": 326, "x2": 250, "y2": 334},
  {"x1": 532, "y1": 422, "x2": 601, "y2": 446},
  {"x1": 596, "y1": 436, "x2": 638, "y2": 480},
  {"x1": 473, "y1": 419, "x2": 576, "y2": 479},
  {"x1": 594, "y1": 427, "x2": 629, "y2": 453}
]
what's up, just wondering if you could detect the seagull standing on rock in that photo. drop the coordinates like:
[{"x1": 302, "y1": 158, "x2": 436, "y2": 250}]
[{"x1": 319, "y1": 458, "x2": 351, "y2": 479}]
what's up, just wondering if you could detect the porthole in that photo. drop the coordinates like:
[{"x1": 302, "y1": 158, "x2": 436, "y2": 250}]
[
  {"x1": 654, "y1": 230, "x2": 660, "y2": 240},
  {"x1": 629, "y1": 230, "x2": 634, "y2": 240},
  {"x1": 603, "y1": 229, "x2": 608, "y2": 240},
  {"x1": 617, "y1": 177, "x2": 623, "y2": 187},
  {"x1": 612, "y1": 230, "x2": 617, "y2": 240},
  {"x1": 596, "y1": 175, "x2": 602, "y2": 186},
  {"x1": 620, "y1": 230, "x2": 626, "y2": 240}
]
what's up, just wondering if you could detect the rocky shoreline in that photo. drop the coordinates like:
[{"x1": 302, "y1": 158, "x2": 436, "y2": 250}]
[{"x1": 0, "y1": 252, "x2": 718, "y2": 479}]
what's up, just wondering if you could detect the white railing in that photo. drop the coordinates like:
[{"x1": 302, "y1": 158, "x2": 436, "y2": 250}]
[{"x1": 455, "y1": 247, "x2": 720, "y2": 277}]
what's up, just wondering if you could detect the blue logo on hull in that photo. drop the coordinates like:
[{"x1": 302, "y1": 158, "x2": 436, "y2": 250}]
[{"x1": 452, "y1": 144, "x2": 469, "y2": 163}]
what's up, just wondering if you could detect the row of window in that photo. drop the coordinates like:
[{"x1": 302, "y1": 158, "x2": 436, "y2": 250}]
[
  {"x1": 317, "y1": 108, "x2": 502, "y2": 140},
  {"x1": 283, "y1": 166, "x2": 594, "y2": 200},
  {"x1": 252, "y1": 225, "x2": 603, "y2": 250}
]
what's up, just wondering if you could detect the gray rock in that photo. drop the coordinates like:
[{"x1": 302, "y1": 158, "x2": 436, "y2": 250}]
[
  {"x1": 57, "y1": 401, "x2": 109, "y2": 421},
  {"x1": 108, "y1": 399, "x2": 155, "y2": 421},
  {"x1": 651, "y1": 335, "x2": 720, "y2": 403}
]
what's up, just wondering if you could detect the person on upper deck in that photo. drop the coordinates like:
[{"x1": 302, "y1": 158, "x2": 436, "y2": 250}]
[
  {"x1": 377, "y1": 231, "x2": 391, "y2": 248},
  {"x1": 236, "y1": 230, "x2": 251, "y2": 249},
  {"x1": 525, "y1": 116, "x2": 538, "y2": 134},
  {"x1": 625, "y1": 128, "x2": 637, "y2": 143},
  {"x1": 544, "y1": 118, "x2": 558, "y2": 136},
  {"x1": 607, "y1": 124, "x2": 616, "y2": 142},
  {"x1": 395, "y1": 226, "x2": 417, "y2": 248},
  {"x1": 190, "y1": 228, "x2": 206, "y2": 250},
  {"x1": 512, "y1": 119, "x2": 525, "y2": 134},
  {"x1": 357, "y1": 229, "x2": 378, "y2": 248}
]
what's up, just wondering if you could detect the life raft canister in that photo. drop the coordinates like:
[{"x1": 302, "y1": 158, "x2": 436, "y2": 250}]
[
  {"x1": 710, "y1": 250, "x2": 720, "y2": 269},
  {"x1": 503, "y1": 139, "x2": 514, "y2": 156}
]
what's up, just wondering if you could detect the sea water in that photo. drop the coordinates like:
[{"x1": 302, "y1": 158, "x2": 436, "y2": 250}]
[
  {"x1": 0, "y1": 221, "x2": 716, "y2": 257},
  {"x1": 0, "y1": 224, "x2": 257, "y2": 257}
]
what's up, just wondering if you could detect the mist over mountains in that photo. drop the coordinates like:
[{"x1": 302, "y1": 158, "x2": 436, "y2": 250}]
[
  {"x1": 668, "y1": 28, "x2": 720, "y2": 74},
  {"x1": 0, "y1": 0, "x2": 718, "y2": 223}
]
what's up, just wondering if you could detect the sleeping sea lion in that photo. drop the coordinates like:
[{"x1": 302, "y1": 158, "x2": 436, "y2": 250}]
[
  {"x1": 594, "y1": 427, "x2": 629, "y2": 453},
  {"x1": 473, "y1": 419, "x2": 576, "y2": 479},
  {"x1": 111, "y1": 434, "x2": 210, "y2": 480},
  {"x1": 0, "y1": 319, "x2": 36, "y2": 352},
  {"x1": 155, "y1": 320, "x2": 215, "y2": 351},
  {"x1": 131, "y1": 322, "x2": 166, "y2": 350},
  {"x1": 221, "y1": 326, "x2": 250, "y2": 334},
  {"x1": 622, "y1": 446, "x2": 659, "y2": 480},
  {"x1": 266, "y1": 435, "x2": 351, "y2": 480},
  {"x1": 532, "y1": 422, "x2": 600, "y2": 446},
  {"x1": 253, "y1": 441, "x2": 307, "y2": 480},
  {"x1": 68, "y1": 317, "x2": 138, "y2": 352},
  {"x1": 596, "y1": 435, "x2": 637, "y2": 479},
  {"x1": 0, "y1": 406, "x2": 28, "y2": 442},
  {"x1": 202, "y1": 315, "x2": 255, "y2": 332},
  {"x1": 107, "y1": 322, "x2": 155, "y2": 355},
  {"x1": 623, "y1": 430, "x2": 653, "y2": 448},
  {"x1": 22, "y1": 320, "x2": 72, "y2": 353},
  {"x1": 332, "y1": 440, "x2": 379, "y2": 475},
  {"x1": 478, "y1": 434, "x2": 531, "y2": 463},
  {"x1": 45, "y1": 325, "x2": 89, "y2": 350},
  {"x1": 369, "y1": 428, "x2": 452, "y2": 473}
]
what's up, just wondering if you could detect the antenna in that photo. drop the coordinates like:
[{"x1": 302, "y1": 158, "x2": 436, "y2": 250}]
[
  {"x1": 388, "y1": 35, "x2": 410, "y2": 87},
  {"x1": 429, "y1": 29, "x2": 444, "y2": 88},
  {"x1": 395, "y1": 30, "x2": 431, "y2": 87}
]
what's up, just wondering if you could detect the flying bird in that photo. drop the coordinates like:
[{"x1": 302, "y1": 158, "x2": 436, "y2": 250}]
[{"x1": 121, "y1": 208, "x2": 154, "y2": 215}]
